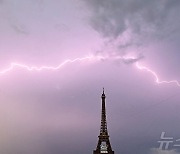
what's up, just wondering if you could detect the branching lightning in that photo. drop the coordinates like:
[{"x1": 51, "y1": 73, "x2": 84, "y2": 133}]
[
  {"x1": 136, "y1": 62, "x2": 180, "y2": 87},
  {"x1": 0, "y1": 56, "x2": 102, "y2": 74},
  {"x1": 0, "y1": 55, "x2": 180, "y2": 87}
]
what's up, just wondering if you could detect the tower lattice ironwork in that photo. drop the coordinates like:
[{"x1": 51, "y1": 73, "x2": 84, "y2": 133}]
[{"x1": 93, "y1": 89, "x2": 114, "y2": 154}]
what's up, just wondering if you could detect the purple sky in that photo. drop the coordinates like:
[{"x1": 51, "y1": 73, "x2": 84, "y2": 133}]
[{"x1": 0, "y1": 0, "x2": 180, "y2": 154}]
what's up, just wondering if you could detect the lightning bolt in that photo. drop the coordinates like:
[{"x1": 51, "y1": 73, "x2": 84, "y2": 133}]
[
  {"x1": 0, "y1": 55, "x2": 179, "y2": 87},
  {"x1": 135, "y1": 62, "x2": 180, "y2": 87},
  {"x1": 0, "y1": 56, "x2": 103, "y2": 74}
]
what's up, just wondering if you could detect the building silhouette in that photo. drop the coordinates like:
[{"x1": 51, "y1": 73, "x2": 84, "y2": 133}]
[{"x1": 93, "y1": 89, "x2": 114, "y2": 154}]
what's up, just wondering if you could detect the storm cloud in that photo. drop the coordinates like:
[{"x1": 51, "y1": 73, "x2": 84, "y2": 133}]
[{"x1": 84, "y1": 0, "x2": 180, "y2": 50}]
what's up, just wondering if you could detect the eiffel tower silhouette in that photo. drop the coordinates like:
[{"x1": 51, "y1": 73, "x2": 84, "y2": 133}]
[{"x1": 93, "y1": 88, "x2": 114, "y2": 154}]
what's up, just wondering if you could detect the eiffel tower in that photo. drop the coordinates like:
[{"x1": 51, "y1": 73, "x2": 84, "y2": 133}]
[{"x1": 93, "y1": 89, "x2": 114, "y2": 154}]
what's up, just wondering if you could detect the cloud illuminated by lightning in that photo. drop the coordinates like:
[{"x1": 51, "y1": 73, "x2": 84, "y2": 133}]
[{"x1": 0, "y1": 55, "x2": 179, "y2": 87}]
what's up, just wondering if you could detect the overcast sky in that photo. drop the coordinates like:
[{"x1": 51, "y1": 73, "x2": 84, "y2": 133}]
[{"x1": 0, "y1": 0, "x2": 180, "y2": 154}]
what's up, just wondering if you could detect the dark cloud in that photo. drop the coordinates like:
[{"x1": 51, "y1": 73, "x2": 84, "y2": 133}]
[
  {"x1": 85, "y1": 0, "x2": 180, "y2": 46},
  {"x1": 122, "y1": 53, "x2": 144, "y2": 64}
]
